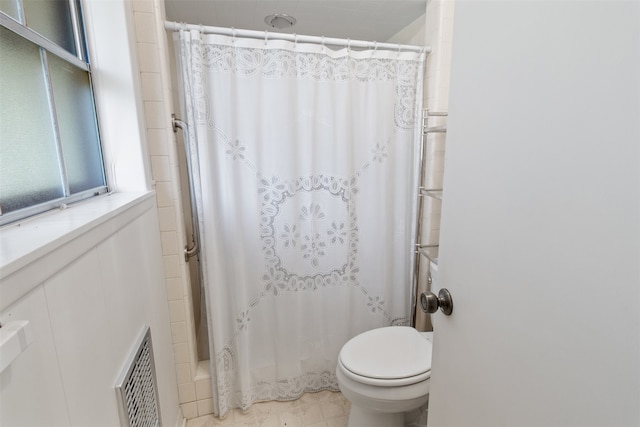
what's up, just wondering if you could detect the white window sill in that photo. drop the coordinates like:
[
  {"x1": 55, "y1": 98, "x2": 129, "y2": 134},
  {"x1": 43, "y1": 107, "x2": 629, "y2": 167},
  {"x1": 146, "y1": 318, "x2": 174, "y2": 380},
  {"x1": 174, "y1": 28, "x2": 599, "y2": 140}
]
[{"x1": 0, "y1": 191, "x2": 156, "y2": 311}]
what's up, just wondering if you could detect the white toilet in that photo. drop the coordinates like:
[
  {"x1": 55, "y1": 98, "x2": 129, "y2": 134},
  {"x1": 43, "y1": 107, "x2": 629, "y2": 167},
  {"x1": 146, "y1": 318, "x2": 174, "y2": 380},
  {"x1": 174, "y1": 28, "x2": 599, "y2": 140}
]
[{"x1": 336, "y1": 326, "x2": 433, "y2": 427}]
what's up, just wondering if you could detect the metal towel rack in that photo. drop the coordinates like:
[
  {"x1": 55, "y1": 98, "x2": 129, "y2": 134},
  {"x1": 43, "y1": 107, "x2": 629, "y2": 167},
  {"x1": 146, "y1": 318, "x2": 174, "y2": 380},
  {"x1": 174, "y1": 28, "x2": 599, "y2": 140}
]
[
  {"x1": 411, "y1": 110, "x2": 447, "y2": 323},
  {"x1": 171, "y1": 114, "x2": 200, "y2": 262}
]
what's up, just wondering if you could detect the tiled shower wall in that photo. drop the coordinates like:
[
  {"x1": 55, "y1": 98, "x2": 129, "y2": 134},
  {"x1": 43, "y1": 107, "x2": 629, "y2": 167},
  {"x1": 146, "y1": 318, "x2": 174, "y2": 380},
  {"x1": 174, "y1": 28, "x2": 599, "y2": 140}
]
[
  {"x1": 129, "y1": 0, "x2": 455, "y2": 420},
  {"x1": 130, "y1": 0, "x2": 211, "y2": 419}
]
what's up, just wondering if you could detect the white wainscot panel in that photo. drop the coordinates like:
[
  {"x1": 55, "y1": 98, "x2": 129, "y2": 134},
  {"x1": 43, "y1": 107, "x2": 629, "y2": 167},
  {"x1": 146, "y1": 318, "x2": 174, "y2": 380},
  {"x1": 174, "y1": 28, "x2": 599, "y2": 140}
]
[
  {"x1": 99, "y1": 209, "x2": 180, "y2": 426},
  {"x1": 97, "y1": 214, "x2": 153, "y2": 364},
  {"x1": 43, "y1": 250, "x2": 122, "y2": 427},
  {"x1": 0, "y1": 287, "x2": 71, "y2": 427}
]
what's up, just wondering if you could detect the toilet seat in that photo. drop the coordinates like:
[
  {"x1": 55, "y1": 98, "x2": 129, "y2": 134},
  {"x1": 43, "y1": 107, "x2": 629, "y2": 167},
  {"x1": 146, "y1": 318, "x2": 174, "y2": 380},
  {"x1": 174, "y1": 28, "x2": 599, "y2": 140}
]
[
  {"x1": 338, "y1": 358, "x2": 431, "y2": 387},
  {"x1": 338, "y1": 326, "x2": 432, "y2": 387}
]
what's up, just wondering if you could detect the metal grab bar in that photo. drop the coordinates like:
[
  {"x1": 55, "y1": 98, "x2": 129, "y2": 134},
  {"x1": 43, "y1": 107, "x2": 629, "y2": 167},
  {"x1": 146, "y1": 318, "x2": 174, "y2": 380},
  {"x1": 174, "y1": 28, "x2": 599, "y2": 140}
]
[{"x1": 171, "y1": 114, "x2": 200, "y2": 262}]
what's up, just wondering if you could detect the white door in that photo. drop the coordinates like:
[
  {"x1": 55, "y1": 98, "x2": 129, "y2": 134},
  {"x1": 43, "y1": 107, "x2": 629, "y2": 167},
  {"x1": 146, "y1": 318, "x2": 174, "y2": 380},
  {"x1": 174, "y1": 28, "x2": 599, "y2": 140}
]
[{"x1": 427, "y1": 2, "x2": 640, "y2": 427}]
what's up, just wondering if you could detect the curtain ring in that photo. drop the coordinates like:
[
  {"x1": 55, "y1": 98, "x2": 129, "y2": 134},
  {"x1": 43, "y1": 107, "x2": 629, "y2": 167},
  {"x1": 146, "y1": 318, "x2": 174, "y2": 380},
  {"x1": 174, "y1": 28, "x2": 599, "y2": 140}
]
[
  {"x1": 374, "y1": 41, "x2": 378, "y2": 52},
  {"x1": 321, "y1": 36, "x2": 326, "y2": 52},
  {"x1": 231, "y1": 27, "x2": 236, "y2": 43},
  {"x1": 294, "y1": 33, "x2": 297, "y2": 48},
  {"x1": 347, "y1": 38, "x2": 351, "y2": 52},
  {"x1": 264, "y1": 30, "x2": 268, "y2": 46}
]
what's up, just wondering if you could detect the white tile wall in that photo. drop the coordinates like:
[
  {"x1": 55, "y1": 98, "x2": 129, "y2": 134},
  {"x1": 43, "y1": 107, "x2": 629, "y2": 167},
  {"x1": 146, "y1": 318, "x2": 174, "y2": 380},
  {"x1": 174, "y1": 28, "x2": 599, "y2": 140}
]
[
  {"x1": 182, "y1": 401, "x2": 199, "y2": 419},
  {"x1": 176, "y1": 362, "x2": 193, "y2": 384},
  {"x1": 168, "y1": 300, "x2": 186, "y2": 322},
  {"x1": 147, "y1": 128, "x2": 170, "y2": 155},
  {"x1": 133, "y1": 0, "x2": 154, "y2": 14},
  {"x1": 155, "y1": 181, "x2": 175, "y2": 206},
  {"x1": 145, "y1": 101, "x2": 168, "y2": 129},
  {"x1": 158, "y1": 206, "x2": 178, "y2": 231},
  {"x1": 161, "y1": 232, "x2": 179, "y2": 255},
  {"x1": 166, "y1": 277, "x2": 185, "y2": 300},
  {"x1": 178, "y1": 382, "x2": 197, "y2": 403},
  {"x1": 137, "y1": 42, "x2": 162, "y2": 72},
  {"x1": 131, "y1": 0, "x2": 205, "y2": 420},
  {"x1": 134, "y1": 12, "x2": 159, "y2": 43},
  {"x1": 195, "y1": 378, "x2": 213, "y2": 400}
]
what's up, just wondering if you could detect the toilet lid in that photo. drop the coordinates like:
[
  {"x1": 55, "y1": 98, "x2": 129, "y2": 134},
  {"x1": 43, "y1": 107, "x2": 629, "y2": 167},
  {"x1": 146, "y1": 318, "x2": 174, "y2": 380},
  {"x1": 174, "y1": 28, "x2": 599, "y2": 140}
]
[{"x1": 339, "y1": 326, "x2": 432, "y2": 380}]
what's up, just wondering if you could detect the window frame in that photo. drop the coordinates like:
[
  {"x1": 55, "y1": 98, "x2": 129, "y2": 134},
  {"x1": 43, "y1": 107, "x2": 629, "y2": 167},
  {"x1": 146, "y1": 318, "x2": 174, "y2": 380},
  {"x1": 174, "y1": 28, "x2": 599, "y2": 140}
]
[{"x1": 0, "y1": 1, "x2": 108, "y2": 226}]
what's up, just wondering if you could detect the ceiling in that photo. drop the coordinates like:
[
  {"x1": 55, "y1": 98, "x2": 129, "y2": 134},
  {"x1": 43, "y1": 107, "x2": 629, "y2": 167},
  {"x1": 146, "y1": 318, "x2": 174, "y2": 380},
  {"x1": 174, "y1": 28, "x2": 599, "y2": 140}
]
[{"x1": 164, "y1": 1, "x2": 427, "y2": 43}]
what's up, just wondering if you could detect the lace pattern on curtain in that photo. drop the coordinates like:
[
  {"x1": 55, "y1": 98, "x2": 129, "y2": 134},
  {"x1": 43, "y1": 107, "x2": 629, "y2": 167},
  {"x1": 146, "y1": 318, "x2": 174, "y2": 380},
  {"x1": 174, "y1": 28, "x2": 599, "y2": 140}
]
[
  {"x1": 189, "y1": 40, "x2": 422, "y2": 130},
  {"x1": 179, "y1": 31, "x2": 424, "y2": 416}
]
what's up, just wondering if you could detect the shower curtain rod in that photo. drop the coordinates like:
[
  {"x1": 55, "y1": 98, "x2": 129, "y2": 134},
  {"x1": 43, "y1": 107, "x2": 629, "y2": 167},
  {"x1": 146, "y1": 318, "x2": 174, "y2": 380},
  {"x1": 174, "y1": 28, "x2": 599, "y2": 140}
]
[{"x1": 164, "y1": 21, "x2": 430, "y2": 54}]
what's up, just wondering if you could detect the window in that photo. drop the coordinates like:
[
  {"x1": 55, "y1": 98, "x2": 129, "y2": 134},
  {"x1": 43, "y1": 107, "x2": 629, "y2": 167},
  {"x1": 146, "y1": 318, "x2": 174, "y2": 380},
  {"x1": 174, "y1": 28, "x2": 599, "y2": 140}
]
[{"x1": 0, "y1": 0, "x2": 107, "y2": 225}]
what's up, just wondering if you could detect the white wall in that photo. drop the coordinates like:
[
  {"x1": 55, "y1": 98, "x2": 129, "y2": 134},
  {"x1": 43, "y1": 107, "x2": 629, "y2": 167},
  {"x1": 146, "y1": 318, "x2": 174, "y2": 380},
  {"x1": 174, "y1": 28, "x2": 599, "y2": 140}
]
[
  {"x1": 84, "y1": 0, "x2": 151, "y2": 191},
  {"x1": 0, "y1": 196, "x2": 180, "y2": 426},
  {"x1": 131, "y1": 0, "x2": 212, "y2": 419},
  {"x1": 0, "y1": 0, "x2": 181, "y2": 424},
  {"x1": 387, "y1": 13, "x2": 426, "y2": 46}
]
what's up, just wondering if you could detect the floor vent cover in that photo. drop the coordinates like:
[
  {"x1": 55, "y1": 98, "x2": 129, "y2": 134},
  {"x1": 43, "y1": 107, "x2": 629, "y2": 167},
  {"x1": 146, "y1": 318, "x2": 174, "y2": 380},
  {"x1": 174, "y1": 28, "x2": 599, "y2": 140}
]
[{"x1": 115, "y1": 326, "x2": 161, "y2": 427}]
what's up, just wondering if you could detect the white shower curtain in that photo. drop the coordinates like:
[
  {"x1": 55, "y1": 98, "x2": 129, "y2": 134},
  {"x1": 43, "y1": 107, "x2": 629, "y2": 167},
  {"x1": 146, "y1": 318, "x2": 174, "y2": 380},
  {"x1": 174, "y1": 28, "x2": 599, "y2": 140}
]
[{"x1": 177, "y1": 29, "x2": 425, "y2": 416}]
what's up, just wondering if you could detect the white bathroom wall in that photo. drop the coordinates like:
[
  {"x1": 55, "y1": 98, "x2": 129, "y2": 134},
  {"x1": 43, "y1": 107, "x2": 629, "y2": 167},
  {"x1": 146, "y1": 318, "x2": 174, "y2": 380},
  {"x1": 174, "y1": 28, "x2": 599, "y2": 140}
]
[
  {"x1": 0, "y1": 196, "x2": 180, "y2": 426},
  {"x1": 131, "y1": 0, "x2": 214, "y2": 419},
  {"x1": 0, "y1": 0, "x2": 181, "y2": 424},
  {"x1": 0, "y1": 287, "x2": 70, "y2": 426},
  {"x1": 387, "y1": 13, "x2": 426, "y2": 46}
]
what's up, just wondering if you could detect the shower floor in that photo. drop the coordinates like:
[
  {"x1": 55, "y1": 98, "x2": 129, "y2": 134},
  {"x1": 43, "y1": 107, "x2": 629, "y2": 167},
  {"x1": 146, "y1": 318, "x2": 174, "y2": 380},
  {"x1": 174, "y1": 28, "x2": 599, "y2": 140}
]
[{"x1": 186, "y1": 390, "x2": 350, "y2": 427}]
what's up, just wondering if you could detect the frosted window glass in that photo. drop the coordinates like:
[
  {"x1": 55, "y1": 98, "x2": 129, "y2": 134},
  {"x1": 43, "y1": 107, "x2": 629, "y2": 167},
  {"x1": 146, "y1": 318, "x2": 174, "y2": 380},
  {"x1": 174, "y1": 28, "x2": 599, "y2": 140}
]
[
  {"x1": 48, "y1": 54, "x2": 105, "y2": 194},
  {"x1": 0, "y1": 0, "x2": 21, "y2": 21},
  {"x1": 0, "y1": 26, "x2": 63, "y2": 213},
  {"x1": 22, "y1": 0, "x2": 76, "y2": 55}
]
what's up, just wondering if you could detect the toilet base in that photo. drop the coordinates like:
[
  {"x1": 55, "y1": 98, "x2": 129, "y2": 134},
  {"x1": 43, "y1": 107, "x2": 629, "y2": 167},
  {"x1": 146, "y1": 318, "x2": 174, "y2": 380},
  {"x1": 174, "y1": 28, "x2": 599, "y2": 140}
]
[{"x1": 347, "y1": 405, "x2": 404, "y2": 427}]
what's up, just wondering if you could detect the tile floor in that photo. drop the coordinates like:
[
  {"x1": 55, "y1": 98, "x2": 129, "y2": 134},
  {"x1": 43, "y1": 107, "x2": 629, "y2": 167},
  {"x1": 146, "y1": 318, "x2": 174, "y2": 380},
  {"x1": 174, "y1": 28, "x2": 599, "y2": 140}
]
[{"x1": 186, "y1": 390, "x2": 350, "y2": 427}]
